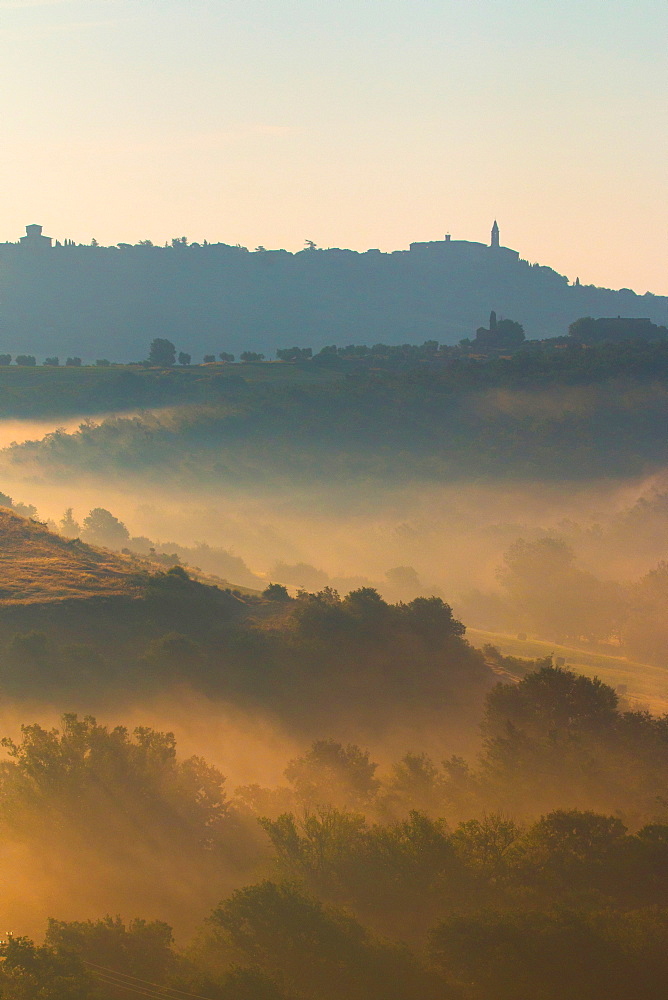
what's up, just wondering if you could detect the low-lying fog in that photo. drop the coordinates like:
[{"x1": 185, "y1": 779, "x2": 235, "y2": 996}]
[
  {"x1": 0, "y1": 423, "x2": 665, "y2": 594},
  {"x1": 0, "y1": 410, "x2": 666, "y2": 680},
  {"x1": 0, "y1": 410, "x2": 168, "y2": 451},
  {"x1": 0, "y1": 413, "x2": 666, "y2": 945}
]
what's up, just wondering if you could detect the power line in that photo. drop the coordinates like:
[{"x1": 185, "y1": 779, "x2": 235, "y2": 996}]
[
  {"x1": 90, "y1": 971, "x2": 174, "y2": 1000},
  {"x1": 84, "y1": 961, "x2": 217, "y2": 1000}
]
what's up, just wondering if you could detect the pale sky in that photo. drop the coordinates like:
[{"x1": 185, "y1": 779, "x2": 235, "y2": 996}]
[{"x1": 0, "y1": 0, "x2": 666, "y2": 292}]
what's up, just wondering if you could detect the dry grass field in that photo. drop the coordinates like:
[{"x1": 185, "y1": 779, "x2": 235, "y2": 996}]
[
  {"x1": 0, "y1": 507, "x2": 146, "y2": 604},
  {"x1": 468, "y1": 627, "x2": 668, "y2": 716}
]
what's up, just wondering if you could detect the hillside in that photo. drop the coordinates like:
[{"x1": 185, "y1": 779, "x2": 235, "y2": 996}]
[
  {"x1": 0, "y1": 235, "x2": 666, "y2": 359},
  {"x1": 6, "y1": 354, "x2": 667, "y2": 485},
  {"x1": 0, "y1": 507, "x2": 146, "y2": 604},
  {"x1": 468, "y1": 628, "x2": 668, "y2": 716}
]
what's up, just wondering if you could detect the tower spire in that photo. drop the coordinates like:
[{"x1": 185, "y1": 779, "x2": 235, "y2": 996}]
[{"x1": 491, "y1": 220, "x2": 499, "y2": 249}]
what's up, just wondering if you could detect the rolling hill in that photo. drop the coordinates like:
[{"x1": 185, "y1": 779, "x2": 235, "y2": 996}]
[
  {"x1": 1, "y1": 235, "x2": 667, "y2": 360},
  {"x1": 0, "y1": 507, "x2": 147, "y2": 604}
]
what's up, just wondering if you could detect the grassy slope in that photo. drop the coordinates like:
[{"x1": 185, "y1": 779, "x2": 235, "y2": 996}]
[
  {"x1": 0, "y1": 508, "x2": 147, "y2": 604},
  {"x1": 468, "y1": 627, "x2": 668, "y2": 715},
  {"x1": 1, "y1": 508, "x2": 664, "y2": 714}
]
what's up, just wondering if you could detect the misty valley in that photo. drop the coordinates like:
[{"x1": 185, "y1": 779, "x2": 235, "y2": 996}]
[
  {"x1": 2, "y1": 0, "x2": 666, "y2": 993},
  {"x1": 0, "y1": 347, "x2": 666, "y2": 1000}
]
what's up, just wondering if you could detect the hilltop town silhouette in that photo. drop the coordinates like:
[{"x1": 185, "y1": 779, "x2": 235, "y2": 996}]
[{"x1": 0, "y1": 221, "x2": 665, "y2": 359}]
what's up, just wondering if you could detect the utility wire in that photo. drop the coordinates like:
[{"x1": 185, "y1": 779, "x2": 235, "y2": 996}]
[
  {"x1": 84, "y1": 961, "x2": 217, "y2": 1000},
  {"x1": 90, "y1": 971, "x2": 174, "y2": 999}
]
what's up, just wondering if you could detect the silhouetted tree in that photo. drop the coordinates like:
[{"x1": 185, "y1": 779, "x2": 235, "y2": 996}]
[
  {"x1": 569, "y1": 316, "x2": 668, "y2": 344},
  {"x1": 482, "y1": 664, "x2": 618, "y2": 743},
  {"x1": 81, "y1": 507, "x2": 130, "y2": 548},
  {"x1": 263, "y1": 583, "x2": 292, "y2": 602},
  {"x1": 498, "y1": 537, "x2": 621, "y2": 641},
  {"x1": 495, "y1": 318, "x2": 525, "y2": 344},
  {"x1": 285, "y1": 739, "x2": 380, "y2": 809},
  {"x1": 46, "y1": 916, "x2": 173, "y2": 986},
  {"x1": 277, "y1": 347, "x2": 313, "y2": 362},
  {"x1": 0, "y1": 935, "x2": 92, "y2": 999},
  {"x1": 60, "y1": 508, "x2": 80, "y2": 538},
  {"x1": 149, "y1": 339, "x2": 176, "y2": 367}
]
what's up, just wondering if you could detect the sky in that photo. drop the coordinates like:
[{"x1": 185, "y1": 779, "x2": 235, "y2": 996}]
[{"x1": 0, "y1": 0, "x2": 666, "y2": 293}]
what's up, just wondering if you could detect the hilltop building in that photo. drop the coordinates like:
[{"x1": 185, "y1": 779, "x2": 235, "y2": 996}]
[
  {"x1": 19, "y1": 224, "x2": 52, "y2": 251},
  {"x1": 474, "y1": 309, "x2": 525, "y2": 349},
  {"x1": 7, "y1": 219, "x2": 517, "y2": 260},
  {"x1": 0, "y1": 218, "x2": 666, "y2": 356},
  {"x1": 409, "y1": 220, "x2": 519, "y2": 261}
]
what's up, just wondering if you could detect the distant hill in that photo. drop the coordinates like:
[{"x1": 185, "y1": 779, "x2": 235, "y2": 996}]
[
  {"x1": 0, "y1": 226, "x2": 666, "y2": 359},
  {"x1": 6, "y1": 345, "x2": 667, "y2": 484},
  {"x1": 0, "y1": 507, "x2": 145, "y2": 604},
  {"x1": 0, "y1": 508, "x2": 494, "y2": 739}
]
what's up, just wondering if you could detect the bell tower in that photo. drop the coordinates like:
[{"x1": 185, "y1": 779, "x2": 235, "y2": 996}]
[{"x1": 490, "y1": 220, "x2": 500, "y2": 249}]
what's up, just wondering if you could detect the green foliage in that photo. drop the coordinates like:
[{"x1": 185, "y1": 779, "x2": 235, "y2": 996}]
[
  {"x1": 291, "y1": 588, "x2": 465, "y2": 643},
  {"x1": 45, "y1": 916, "x2": 173, "y2": 983},
  {"x1": 149, "y1": 338, "x2": 176, "y2": 366},
  {"x1": 80, "y1": 507, "x2": 130, "y2": 548},
  {"x1": 1, "y1": 662, "x2": 668, "y2": 1000},
  {"x1": 141, "y1": 631, "x2": 204, "y2": 674},
  {"x1": 569, "y1": 316, "x2": 668, "y2": 345},
  {"x1": 284, "y1": 740, "x2": 380, "y2": 809},
  {"x1": 277, "y1": 347, "x2": 313, "y2": 362},
  {"x1": 478, "y1": 666, "x2": 668, "y2": 819},
  {"x1": 0, "y1": 714, "x2": 238, "y2": 885},
  {"x1": 517, "y1": 810, "x2": 628, "y2": 890},
  {"x1": 432, "y1": 906, "x2": 668, "y2": 1000},
  {"x1": 0, "y1": 936, "x2": 92, "y2": 999},
  {"x1": 205, "y1": 881, "x2": 445, "y2": 1000},
  {"x1": 0, "y1": 570, "x2": 487, "y2": 729},
  {"x1": 260, "y1": 808, "x2": 368, "y2": 888},
  {"x1": 482, "y1": 664, "x2": 618, "y2": 740},
  {"x1": 1, "y1": 341, "x2": 667, "y2": 489},
  {"x1": 450, "y1": 814, "x2": 522, "y2": 879},
  {"x1": 262, "y1": 582, "x2": 292, "y2": 601},
  {"x1": 387, "y1": 752, "x2": 446, "y2": 815}
]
